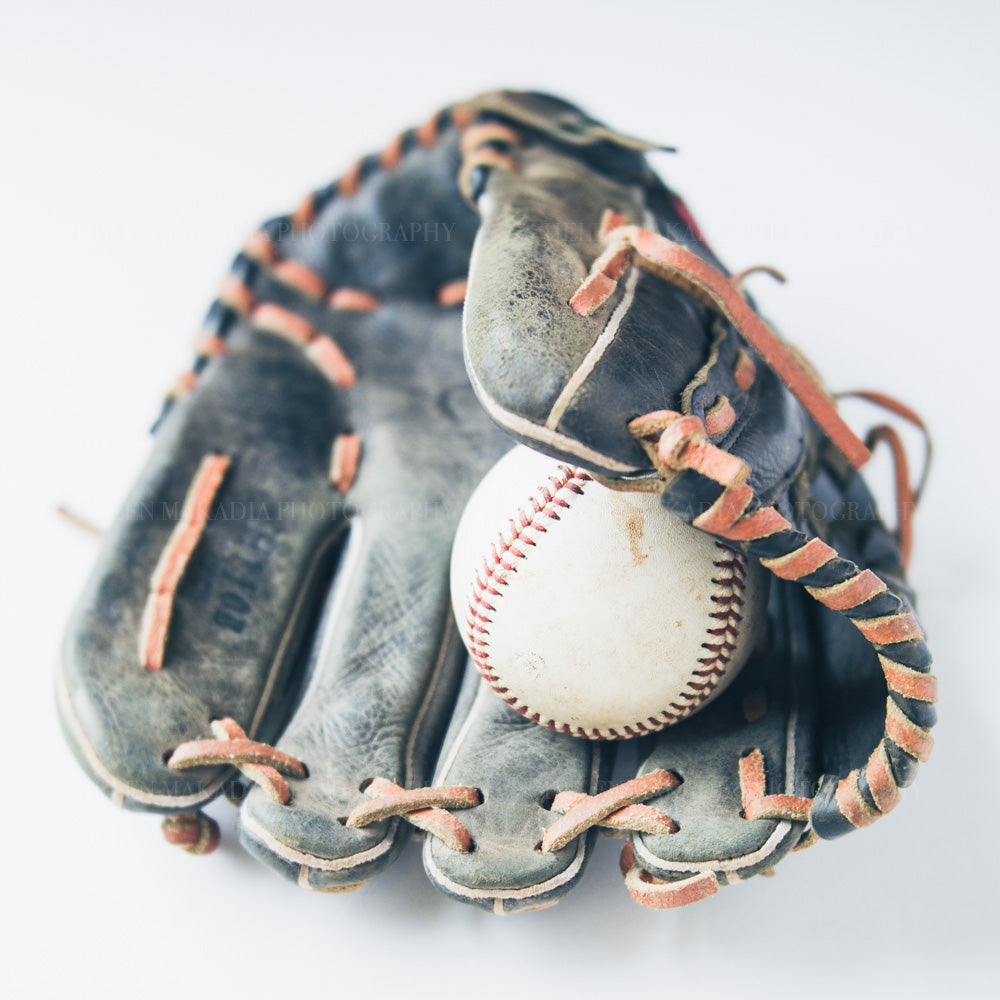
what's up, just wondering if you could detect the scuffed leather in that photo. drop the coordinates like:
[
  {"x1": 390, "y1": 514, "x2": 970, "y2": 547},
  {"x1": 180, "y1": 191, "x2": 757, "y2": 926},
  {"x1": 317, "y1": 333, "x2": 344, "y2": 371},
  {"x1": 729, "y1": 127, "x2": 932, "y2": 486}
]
[
  {"x1": 461, "y1": 91, "x2": 928, "y2": 896},
  {"x1": 59, "y1": 329, "x2": 350, "y2": 808},
  {"x1": 59, "y1": 116, "x2": 616, "y2": 899},
  {"x1": 632, "y1": 578, "x2": 816, "y2": 883},
  {"x1": 424, "y1": 666, "x2": 611, "y2": 914},
  {"x1": 463, "y1": 138, "x2": 808, "y2": 500},
  {"x1": 59, "y1": 90, "x2": 927, "y2": 911},
  {"x1": 464, "y1": 150, "x2": 651, "y2": 435},
  {"x1": 238, "y1": 300, "x2": 510, "y2": 888}
]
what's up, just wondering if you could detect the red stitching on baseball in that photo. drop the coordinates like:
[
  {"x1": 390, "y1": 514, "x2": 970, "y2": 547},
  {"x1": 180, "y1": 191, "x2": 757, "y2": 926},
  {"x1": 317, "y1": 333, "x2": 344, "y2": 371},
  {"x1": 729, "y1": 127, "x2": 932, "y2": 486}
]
[
  {"x1": 674, "y1": 541, "x2": 747, "y2": 719},
  {"x1": 465, "y1": 466, "x2": 592, "y2": 735},
  {"x1": 466, "y1": 476, "x2": 748, "y2": 739},
  {"x1": 644, "y1": 543, "x2": 746, "y2": 727}
]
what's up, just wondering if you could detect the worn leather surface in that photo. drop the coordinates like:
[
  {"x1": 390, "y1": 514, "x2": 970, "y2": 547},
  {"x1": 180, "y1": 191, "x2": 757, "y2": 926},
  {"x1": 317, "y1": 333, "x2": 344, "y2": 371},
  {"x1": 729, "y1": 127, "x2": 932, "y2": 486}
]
[
  {"x1": 236, "y1": 301, "x2": 515, "y2": 887},
  {"x1": 59, "y1": 116, "x2": 615, "y2": 897},
  {"x1": 60, "y1": 90, "x2": 928, "y2": 910},
  {"x1": 464, "y1": 149, "x2": 808, "y2": 505},
  {"x1": 460, "y1": 92, "x2": 929, "y2": 894},
  {"x1": 632, "y1": 578, "x2": 816, "y2": 883},
  {"x1": 58, "y1": 327, "x2": 350, "y2": 809},
  {"x1": 424, "y1": 665, "x2": 611, "y2": 914}
]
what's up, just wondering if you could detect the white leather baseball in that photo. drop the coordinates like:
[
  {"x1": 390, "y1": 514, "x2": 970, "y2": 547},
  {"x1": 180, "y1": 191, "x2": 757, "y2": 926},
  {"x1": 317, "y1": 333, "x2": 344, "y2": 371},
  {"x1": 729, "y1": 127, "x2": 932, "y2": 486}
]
[{"x1": 450, "y1": 446, "x2": 768, "y2": 739}]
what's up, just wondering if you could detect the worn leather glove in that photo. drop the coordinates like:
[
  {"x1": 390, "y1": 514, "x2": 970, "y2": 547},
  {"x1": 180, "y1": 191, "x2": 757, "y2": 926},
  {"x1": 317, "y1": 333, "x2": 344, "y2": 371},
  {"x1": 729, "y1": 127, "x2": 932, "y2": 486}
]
[{"x1": 59, "y1": 91, "x2": 935, "y2": 913}]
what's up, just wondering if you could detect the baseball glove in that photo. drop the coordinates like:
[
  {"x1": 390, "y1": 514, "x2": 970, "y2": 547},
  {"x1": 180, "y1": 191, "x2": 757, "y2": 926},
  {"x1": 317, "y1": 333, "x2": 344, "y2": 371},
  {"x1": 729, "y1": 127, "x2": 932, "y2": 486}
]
[{"x1": 58, "y1": 90, "x2": 935, "y2": 913}]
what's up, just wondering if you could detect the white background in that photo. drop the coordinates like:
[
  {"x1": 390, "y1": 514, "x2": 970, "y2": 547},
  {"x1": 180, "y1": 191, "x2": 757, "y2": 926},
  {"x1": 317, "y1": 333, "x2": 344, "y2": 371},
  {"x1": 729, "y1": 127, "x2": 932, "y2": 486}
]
[{"x1": 2, "y1": 1, "x2": 998, "y2": 996}]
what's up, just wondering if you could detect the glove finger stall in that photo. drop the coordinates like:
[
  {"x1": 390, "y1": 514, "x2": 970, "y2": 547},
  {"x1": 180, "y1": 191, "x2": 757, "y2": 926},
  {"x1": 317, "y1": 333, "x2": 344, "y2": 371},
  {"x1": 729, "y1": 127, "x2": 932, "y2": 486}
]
[{"x1": 59, "y1": 323, "x2": 351, "y2": 810}]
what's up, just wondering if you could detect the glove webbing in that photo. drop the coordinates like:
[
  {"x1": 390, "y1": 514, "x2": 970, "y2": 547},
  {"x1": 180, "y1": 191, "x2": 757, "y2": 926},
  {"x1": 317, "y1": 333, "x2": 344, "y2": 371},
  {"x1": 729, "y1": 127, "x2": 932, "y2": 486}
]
[
  {"x1": 629, "y1": 408, "x2": 936, "y2": 840},
  {"x1": 570, "y1": 212, "x2": 872, "y2": 471},
  {"x1": 612, "y1": 405, "x2": 935, "y2": 906},
  {"x1": 570, "y1": 214, "x2": 935, "y2": 835}
]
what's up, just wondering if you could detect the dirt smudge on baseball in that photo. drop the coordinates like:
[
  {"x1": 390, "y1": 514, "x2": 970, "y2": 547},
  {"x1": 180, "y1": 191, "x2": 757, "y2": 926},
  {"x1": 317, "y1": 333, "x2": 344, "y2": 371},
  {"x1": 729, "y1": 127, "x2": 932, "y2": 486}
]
[{"x1": 608, "y1": 493, "x2": 649, "y2": 567}]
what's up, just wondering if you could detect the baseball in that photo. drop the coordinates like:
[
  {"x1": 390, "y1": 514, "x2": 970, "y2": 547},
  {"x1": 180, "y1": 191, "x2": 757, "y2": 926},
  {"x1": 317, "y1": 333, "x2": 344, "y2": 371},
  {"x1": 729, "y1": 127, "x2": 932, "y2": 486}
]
[{"x1": 450, "y1": 446, "x2": 768, "y2": 739}]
